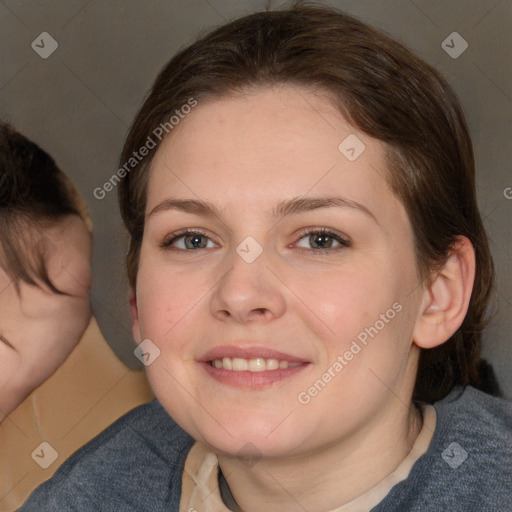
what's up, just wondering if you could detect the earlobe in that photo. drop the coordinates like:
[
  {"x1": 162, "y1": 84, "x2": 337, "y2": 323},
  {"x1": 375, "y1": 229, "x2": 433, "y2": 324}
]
[
  {"x1": 413, "y1": 236, "x2": 476, "y2": 349},
  {"x1": 129, "y1": 289, "x2": 141, "y2": 342}
]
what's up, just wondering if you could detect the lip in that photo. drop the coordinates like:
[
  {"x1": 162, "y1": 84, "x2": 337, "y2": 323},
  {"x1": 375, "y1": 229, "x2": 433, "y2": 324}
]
[
  {"x1": 200, "y1": 344, "x2": 307, "y2": 364},
  {"x1": 199, "y1": 344, "x2": 309, "y2": 389},
  {"x1": 201, "y1": 362, "x2": 307, "y2": 389}
]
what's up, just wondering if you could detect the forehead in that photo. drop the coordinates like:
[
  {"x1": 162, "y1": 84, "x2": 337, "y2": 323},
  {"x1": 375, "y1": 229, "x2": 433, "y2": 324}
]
[{"x1": 146, "y1": 86, "x2": 406, "y2": 230}]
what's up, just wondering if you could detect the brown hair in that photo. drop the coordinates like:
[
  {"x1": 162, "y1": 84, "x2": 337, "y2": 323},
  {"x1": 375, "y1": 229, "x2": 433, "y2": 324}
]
[
  {"x1": 118, "y1": 3, "x2": 495, "y2": 403},
  {"x1": 0, "y1": 122, "x2": 85, "y2": 294}
]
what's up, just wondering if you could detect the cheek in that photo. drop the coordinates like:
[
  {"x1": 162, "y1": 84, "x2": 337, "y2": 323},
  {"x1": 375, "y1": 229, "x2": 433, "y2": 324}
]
[
  {"x1": 290, "y1": 261, "x2": 416, "y2": 389},
  {"x1": 9, "y1": 325, "x2": 68, "y2": 392},
  {"x1": 291, "y1": 265, "x2": 393, "y2": 342},
  {"x1": 136, "y1": 260, "x2": 207, "y2": 345},
  {"x1": 29, "y1": 310, "x2": 87, "y2": 363}
]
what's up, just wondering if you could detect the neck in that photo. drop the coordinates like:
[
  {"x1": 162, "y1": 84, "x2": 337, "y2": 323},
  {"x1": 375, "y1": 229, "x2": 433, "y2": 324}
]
[{"x1": 218, "y1": 401, "x2": 423, "y2": 512}]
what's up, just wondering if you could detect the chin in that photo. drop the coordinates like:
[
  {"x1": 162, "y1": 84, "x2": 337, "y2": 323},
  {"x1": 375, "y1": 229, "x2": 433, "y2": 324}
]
[{"x1": 191, "y1": 415, "x2": 309, "y2": 459}]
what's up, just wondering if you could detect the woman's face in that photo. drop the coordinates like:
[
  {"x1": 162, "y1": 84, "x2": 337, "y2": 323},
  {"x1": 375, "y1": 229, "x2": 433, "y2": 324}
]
[
  {"x1": 0, "y1": 215, "x2": 92, "y2": 420},
  {"x1": 134, "y1": 86, "x2": 426, "y2": 458}
]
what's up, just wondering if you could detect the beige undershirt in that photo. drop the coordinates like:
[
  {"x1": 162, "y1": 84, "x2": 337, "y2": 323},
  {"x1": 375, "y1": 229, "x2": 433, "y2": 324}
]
[{"x1": 180, "y1": 405, "x2": 436, "y2": 512}]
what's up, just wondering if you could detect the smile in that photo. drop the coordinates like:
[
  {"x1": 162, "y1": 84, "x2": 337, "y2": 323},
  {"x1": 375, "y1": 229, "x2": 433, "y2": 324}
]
[{"x1": 210, "y1": 357, "x2": 303, "y2": 372}]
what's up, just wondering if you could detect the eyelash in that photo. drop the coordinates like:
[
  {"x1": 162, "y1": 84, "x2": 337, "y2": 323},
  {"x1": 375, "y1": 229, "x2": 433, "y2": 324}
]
[
  {"x1": 161, "y1": 227, "x2": 352, "y2": 255},
  {"x1": 294, "y1": 227, "x2": 352, "y2": 255},
  {"x1": 161, "y1": 228, "x2": 216, "y2": 251}
]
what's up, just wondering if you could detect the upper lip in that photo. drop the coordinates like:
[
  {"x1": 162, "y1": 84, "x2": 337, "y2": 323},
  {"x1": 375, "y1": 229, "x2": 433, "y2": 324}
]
[{"x1": 200, "y1": 344, "x2": 308, "y2": 363}]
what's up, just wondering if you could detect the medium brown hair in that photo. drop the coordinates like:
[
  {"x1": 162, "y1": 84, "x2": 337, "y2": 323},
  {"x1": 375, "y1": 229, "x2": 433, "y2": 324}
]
[
  {"x1": 0, "y1": 122, "x2": 85, "y2": 294},
  {"x1": 118, "y1": 3, "x2": 495, "y2": 402}
]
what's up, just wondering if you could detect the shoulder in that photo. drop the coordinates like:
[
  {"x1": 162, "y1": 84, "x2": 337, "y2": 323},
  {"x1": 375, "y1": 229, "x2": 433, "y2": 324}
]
[
  {"x1": 375, "y1": 387, "x2": 512, "y2": 511},
  {"x1": 432, "y1": 387, "x2": 512, "y2": 478},
  {"x1": 436, "y1": 384, "x2": 512, "y2": 418},
  {"x1": 20, "y1": 400, "x2": 195, "y2": 511},
  {"x1": 433, "y1": 386, "x2": 512, "y2": 453}
]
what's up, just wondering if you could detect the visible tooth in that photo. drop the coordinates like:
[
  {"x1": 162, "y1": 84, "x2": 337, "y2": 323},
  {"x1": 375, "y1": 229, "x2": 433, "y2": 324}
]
[
  {"x1": 232, "y1": 357, "x2": 249, "y2": 371},
  {"x1": 266, "y1": 358, "x2": 279, "y2": 370},
  {"x1": 211, "y1": 357, "x2": 300, "y2": 371},
  {"x1": 248, "y1": 358, "x2": 266, "y2": 372}
]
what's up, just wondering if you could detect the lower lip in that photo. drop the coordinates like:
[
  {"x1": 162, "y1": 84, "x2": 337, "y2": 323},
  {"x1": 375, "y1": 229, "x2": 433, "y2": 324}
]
[{"x1": 200, "y1": 362, "x2": 308, "y2": 389}]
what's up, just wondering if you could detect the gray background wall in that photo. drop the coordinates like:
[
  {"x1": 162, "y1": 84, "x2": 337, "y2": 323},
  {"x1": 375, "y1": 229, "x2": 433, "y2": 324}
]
[{"x1": 1, "y1": 0, "x2": 510, "y2": 397}]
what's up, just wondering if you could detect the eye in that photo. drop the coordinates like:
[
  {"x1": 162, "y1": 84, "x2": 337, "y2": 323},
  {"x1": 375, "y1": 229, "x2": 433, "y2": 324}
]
[
  {"x1": 294, "y1": 228, "x2": 351, "y2": 253},
  {"x1": 161, "y1": 229, "x2": 217, "y2": 250}
]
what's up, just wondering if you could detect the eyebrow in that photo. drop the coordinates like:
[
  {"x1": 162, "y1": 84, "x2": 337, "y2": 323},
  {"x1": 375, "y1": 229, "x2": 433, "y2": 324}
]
[
  {"x1": 148, "y1": 198, "x2": 221, "y2": 219},
  {"x1": 147, "y1": 196, "x2": 378, "y2": 224},
  {"x1": 272, "y1": 196, "x2": 378, "y2": 224}
]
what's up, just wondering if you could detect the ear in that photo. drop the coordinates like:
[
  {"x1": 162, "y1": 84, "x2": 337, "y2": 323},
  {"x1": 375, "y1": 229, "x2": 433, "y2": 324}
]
[
  {"x1": 413, "y1": 236, "x2": 476, "y2": 349},
  {"x1": 129, "y1": 289, "x2": 141, "y2": 342}
]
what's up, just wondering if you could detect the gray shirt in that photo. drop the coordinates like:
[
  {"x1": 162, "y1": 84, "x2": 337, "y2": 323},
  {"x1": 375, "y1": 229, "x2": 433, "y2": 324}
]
[{"x1": 19, "y1": 386, "x2": 512, "y2": 511}]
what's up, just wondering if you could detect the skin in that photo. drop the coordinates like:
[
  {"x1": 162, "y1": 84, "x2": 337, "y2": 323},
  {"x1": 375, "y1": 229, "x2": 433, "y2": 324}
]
[
  {"x1": 0, "y1": 215, "x2": 92, "y2": 421},
  {"x1": 131, "y1": 85, "x2": 475, "y2": 510}
]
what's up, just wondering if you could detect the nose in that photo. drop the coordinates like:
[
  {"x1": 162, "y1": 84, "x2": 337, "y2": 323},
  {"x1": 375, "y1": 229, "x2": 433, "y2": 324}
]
[{"x1": 209, "y1": 247, "x2": 286, "y2": 324}]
